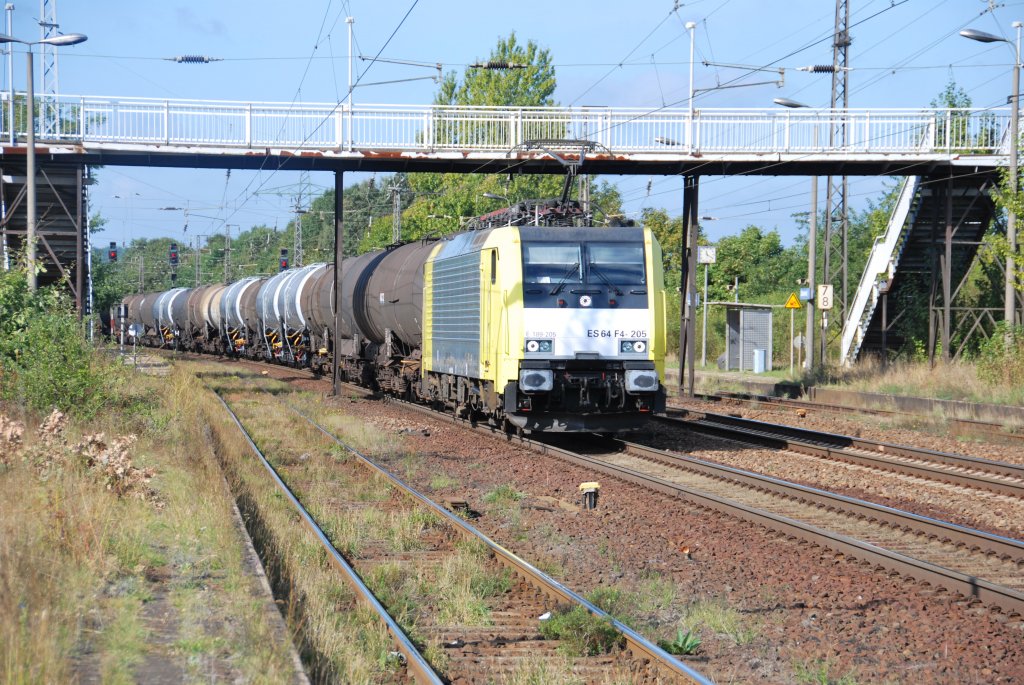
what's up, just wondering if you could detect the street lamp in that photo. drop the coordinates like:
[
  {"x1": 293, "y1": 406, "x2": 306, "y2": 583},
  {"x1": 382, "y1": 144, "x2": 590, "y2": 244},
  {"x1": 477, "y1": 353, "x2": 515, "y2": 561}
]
[
  {"x1": 0, "y1": 31, "x2": 87, "y2": 291},
  {"x1": 773, "y1": 97, "x2": 808, "y2": 109},
  {"x1": 482, "y1": 192, "x2": 508, "y2": 202},
  {"x1": 775, "y1": 96, "x2": 817, "y2": 371},
  {"x1": 961, "y1": 22, "x2": 1022, "y2": 325}
]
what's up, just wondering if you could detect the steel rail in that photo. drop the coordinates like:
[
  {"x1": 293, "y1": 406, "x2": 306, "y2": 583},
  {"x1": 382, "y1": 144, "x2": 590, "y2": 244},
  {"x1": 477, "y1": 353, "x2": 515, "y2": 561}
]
[
  {"x1": 609, "y1": 438, "x2": 1024, "y2": 615},
  {"x1": 357, "y1": 392, "x2": 1024, "y2": 615},
  {"x1": 685, "y1": 391, "x2": 1024, "y2": 444},
  {"x1": 664, "y1": 410, "x2": 1024, "y2": 498},
  {"x1": 287, "y1": 400, "x2": 714, "y2": 685},
  {"x1": 210, "y1": 390, "x2": 443, "y2": 685},
  {"x1": 614, "y1": 438, "x2": 1024, "y2": 560}
]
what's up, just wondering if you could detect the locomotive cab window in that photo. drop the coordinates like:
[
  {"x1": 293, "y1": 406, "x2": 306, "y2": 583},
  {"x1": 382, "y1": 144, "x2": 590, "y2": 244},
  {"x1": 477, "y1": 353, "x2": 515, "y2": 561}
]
[
  {"x1": 522, "y1": 243, "x2": 582, "y2": 284},
  {"x1": 586, "y1": 243, "x2": 646, "y2": 285}
]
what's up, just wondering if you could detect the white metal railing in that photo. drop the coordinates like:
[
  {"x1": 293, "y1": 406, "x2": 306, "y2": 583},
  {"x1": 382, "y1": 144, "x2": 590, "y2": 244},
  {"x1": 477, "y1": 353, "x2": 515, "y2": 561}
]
[{"x1": 0, "y1": 93, "x2": 1014, "y2": 158}]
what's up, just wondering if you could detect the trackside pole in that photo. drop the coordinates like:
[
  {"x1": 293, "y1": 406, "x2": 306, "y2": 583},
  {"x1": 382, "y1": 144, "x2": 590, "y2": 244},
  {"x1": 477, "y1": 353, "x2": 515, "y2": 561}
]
[
  {"x1": 790, "y1": 307, "x2": 794, "y2": 375},
  {"x1": 680, "y1": 175, "x2": 699, "y2": 398},
  {"x1": 332, "y1": 170, "x2": 344, "y2": 396}
]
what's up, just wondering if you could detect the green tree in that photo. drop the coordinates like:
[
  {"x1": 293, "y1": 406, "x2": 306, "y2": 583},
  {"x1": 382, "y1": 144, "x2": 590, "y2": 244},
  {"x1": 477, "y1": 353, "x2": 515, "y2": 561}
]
[
  {"x1": 930, "y1": 77, "x2": 999, "y2": 152},
  {"x1": 358, "y1": 34, "x2": 619, "y2": 252},
  {"x1": 989, "y1": 166, "x2": 1024, "y2": 297},
  {"x1": 709, "y1": 226, "x2": 803, "y2": 302},
  {"x1": 435, "y1": 33, "x2": 556, "y2": 107}
]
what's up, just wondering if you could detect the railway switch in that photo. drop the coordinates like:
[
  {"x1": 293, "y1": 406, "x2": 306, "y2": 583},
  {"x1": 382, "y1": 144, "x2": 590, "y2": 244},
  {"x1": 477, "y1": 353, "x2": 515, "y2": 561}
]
[{"x1": 579, "y1": 481, "x2": 600, "y2": 510}]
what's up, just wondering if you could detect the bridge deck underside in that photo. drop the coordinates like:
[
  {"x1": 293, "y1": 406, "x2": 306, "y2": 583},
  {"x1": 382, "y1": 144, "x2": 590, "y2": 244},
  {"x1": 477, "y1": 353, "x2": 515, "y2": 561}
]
[{"x1": 14, "y1": 147, "x2": 1004, "y2": 177}]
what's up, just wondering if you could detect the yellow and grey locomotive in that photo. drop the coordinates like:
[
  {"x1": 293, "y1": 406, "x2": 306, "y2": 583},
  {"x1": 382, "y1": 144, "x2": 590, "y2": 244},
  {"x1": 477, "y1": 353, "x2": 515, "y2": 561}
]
[{"x1": 123, "y1": 198, "x2": 667, "y2": 433}]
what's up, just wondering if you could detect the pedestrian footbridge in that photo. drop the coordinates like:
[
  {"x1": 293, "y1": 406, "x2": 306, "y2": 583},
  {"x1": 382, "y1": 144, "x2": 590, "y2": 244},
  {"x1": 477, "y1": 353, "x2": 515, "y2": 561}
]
[
  {"x1": 0, "y1": 96, "x2": 1014, "y2": 175},
  {"x1": 0, "y1": 96, "x2": 1013, "y2": 331}
]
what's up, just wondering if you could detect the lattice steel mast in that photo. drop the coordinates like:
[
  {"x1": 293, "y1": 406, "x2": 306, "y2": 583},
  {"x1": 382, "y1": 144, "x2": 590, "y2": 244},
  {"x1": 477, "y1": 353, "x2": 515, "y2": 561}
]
[
  {"x1": 38, "y1": 0, "x2": 59, "y2": 137},
  {"x1": 822, "y1": 0, "x2": 851, "y2": 360},
  {"x1": 293, "y1": 170, "x2": 310, "y2": 267}
]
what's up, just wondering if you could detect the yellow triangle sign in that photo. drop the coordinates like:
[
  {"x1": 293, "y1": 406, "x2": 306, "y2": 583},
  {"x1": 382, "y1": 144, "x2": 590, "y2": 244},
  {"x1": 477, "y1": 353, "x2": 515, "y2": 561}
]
[{"x1": 785, "y1": 292, "x2": 802, "y2": 309}]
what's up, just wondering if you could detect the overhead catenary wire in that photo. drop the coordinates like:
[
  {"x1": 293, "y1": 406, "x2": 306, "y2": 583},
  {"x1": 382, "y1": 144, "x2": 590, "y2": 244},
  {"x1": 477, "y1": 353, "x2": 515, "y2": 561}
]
[
  {"x1": 218, "y1": 0, "x2": 421, "y2": 235},
  {"x1": 568, "y1": 8, "x2": 675, "y2": 106},
  {"x1": 616, "y1": 1, "x2": 997, "y2": 220},
  {"x1": 94, "y1": 1, "x2": 1015, "y2": 248}
]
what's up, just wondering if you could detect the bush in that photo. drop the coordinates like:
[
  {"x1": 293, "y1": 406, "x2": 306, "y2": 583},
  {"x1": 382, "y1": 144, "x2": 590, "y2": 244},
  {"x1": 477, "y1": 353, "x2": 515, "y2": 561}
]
[
  {"x1": 0, "y1": 267, "x2": 120, "y2": 418},
  {"x1": 976, "y1": 323, "x2": 1024, "y2": 387}
]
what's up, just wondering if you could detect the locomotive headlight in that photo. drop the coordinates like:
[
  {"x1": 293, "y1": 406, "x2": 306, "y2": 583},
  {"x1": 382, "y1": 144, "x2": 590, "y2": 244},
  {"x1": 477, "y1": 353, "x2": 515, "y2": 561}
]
[
  {"x1": 620, "y1": 339, "x2": 647, "y2": 354},
  {"x1": 625, "y1": 369, "x2": 659, "y2": 392},
  {"x1": 519, "y1": 369, "x2": 554, "y2": 392},
  {"x1": 525, "y1": 339, "x2": 553, "y2": 353}
]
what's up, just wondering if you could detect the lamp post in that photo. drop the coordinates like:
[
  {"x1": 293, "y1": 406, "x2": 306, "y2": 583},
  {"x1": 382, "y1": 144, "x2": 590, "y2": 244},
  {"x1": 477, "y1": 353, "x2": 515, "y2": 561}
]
[
  {"x1": 0, "y1": 31, "x2": 87, "y2": 292},
  {"x1": 961, "y1": 23, "x2": 1022, "y2": 325},
  {"x1": 774, "y1": 97, "x2": 817, "y2": 371}
]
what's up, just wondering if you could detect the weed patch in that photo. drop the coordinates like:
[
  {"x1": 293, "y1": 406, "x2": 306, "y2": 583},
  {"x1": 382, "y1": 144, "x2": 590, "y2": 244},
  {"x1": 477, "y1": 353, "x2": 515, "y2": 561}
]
[
  {"x1": 538, "y1": 605, "x2": 624, "y2": 657},
  {"x1": 794, "y1": 658, "x2": 860, "y2": 685},
  {"x1": 684, "y1": 598, "x2": 757, "y2": 646},
  {"x1": 483, "y1": 483, "x2": 525, "y2": 506}
]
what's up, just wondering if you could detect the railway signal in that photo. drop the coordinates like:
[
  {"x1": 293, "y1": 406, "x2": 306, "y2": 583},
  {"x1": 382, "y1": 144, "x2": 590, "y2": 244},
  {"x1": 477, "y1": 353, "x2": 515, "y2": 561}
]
[
  {"x1": 108, "y1": 241, "x2": 118, "y2": 263},
  {"x1": 279, "y1": 248, "x2": 289, "y2": 272},
  {"x1": 169, "y1": 243, "x2": 179, "y2": 267}
]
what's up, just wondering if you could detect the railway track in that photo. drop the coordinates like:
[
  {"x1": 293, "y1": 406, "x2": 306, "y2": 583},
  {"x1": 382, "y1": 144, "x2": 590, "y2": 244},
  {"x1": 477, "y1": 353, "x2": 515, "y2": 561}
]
[
  {"x1": 681, "y1": 391, "x2": 1024, "y2": 444},
  {"x1": 662, "y1": 408, "x2": 1024, "y2": 498},
  {"x1": 359, "y1": 387, "x2": 1024, "y2": 617},
  {"x1": 589, "y1": 438, "x2": 1024, "y2": 615},
  {"x1": 206, "y1": 372, "x2": 711, "y2": 685},
  {"x1": 169, "y1": 356, "x2": 1024, "y2": 617}
]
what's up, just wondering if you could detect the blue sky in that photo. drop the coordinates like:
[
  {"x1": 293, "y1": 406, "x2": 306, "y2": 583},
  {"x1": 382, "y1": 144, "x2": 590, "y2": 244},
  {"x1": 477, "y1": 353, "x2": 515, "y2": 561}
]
[{"x1": 8, "y1": 0, "x2": 1024, "y2": 250}]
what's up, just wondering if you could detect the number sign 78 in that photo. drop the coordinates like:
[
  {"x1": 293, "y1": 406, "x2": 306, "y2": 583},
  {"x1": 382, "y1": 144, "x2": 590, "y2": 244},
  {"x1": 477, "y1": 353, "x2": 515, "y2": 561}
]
[{"x1": 817, "y1": 284, "x2": 834, "y2": 310}]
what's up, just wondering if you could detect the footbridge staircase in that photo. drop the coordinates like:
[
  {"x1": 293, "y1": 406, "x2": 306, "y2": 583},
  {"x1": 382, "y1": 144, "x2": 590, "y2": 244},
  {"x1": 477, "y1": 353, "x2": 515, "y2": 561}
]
[{"x1": 841, "y1": 173, "x2": 998, "y2": 365}]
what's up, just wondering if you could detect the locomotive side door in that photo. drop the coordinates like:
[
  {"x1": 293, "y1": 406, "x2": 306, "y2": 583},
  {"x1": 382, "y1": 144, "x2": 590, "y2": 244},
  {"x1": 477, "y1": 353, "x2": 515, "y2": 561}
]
[{"x1": 483, "y1": 247, "x2": 499, "y2": 367}]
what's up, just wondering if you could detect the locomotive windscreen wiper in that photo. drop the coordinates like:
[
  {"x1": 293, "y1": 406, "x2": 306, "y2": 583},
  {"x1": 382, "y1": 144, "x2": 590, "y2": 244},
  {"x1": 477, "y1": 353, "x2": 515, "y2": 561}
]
[
  {"x1": 587, "y1": 262, "x2": 624, "y2": 296},
  {"x1": 549, "y1": 261, "x2": 581, "y2": 295}
]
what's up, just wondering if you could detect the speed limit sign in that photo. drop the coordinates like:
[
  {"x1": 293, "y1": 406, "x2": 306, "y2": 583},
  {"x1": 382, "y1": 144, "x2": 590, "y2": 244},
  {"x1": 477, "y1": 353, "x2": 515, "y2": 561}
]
[{"x1": 817, "y1": 284, "x2": 834, "y2": 310}]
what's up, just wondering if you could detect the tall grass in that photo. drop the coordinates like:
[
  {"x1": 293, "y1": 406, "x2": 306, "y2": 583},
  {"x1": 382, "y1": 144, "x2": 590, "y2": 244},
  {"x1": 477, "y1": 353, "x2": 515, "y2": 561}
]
[
  {"x1": 817, "y1": 355, "x2": 1024, "y2": 406},
  {"x1": 198, "y1": 373, "x2": 407, "y2": 682},
  {"x1": 0, "y1": 367, "x2": 301, "y2": 683}
]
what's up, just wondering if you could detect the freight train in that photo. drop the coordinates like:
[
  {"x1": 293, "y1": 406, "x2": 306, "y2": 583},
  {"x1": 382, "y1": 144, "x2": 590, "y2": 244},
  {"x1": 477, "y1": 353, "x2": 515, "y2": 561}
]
[{"x1": 122, "y1": 199, "x2": 668, "y2": 433}]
